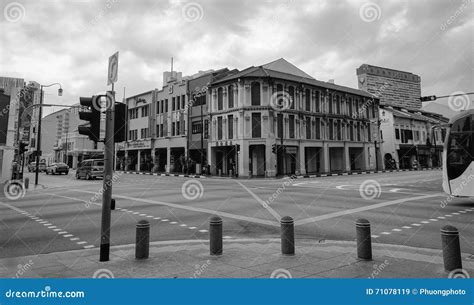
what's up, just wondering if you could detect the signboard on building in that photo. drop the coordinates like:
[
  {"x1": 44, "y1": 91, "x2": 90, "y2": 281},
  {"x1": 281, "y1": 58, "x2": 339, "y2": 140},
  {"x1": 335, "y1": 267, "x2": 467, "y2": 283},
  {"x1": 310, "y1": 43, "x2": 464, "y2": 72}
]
[{"x1": 127, "y1": 140, "x2": 151, "y2": 149}]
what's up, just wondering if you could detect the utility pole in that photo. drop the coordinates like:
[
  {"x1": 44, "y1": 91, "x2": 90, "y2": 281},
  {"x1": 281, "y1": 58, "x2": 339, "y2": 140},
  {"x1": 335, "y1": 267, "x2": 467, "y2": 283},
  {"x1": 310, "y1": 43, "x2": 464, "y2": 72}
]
[{"x1": 100, "y1": 90, "x2": 115, "y2": 262}]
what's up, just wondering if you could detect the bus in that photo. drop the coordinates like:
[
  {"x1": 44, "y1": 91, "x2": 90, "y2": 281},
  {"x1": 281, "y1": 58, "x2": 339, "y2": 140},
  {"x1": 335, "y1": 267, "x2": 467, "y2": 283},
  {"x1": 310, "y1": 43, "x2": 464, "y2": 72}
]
[{"x1": 442, "y1": 109, "x2": 474, "y2": 197}]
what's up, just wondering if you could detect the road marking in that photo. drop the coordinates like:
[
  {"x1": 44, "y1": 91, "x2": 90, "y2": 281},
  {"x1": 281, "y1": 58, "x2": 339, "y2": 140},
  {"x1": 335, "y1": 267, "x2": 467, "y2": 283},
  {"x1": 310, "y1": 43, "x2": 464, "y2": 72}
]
[
  {"x1": 70, "y1": 189, "x2": 279, "y2": 227},
  {"x1": 47, "y1": 226, "x2": 56, "y2": 229},
  {"x1": 146, "y1": 215, "x2": 154, "y2": 218},
  {"x1": 77, "y1": 241, "x2": 87, "y2": 245},
  {"x1": 392, "y1": 228, "x2": 402, "y2": 232},
  {"x1": 235, "y1": 181, "x2": 282, "y2": 222},
  {"x1": 371, "y1": 235, "x2": 379, "y2": 238},
  {"x1": 402, "y1": 226, "x2": 411, "y2": 229},
  {"x1": 411, "y1": 224, "x2": 421, "y2": 226},
  {"x1": 161, "y1": 219, "x2": 169, "y2": 222},
  {"x1": 43, "y1": 223, "x2": 52, "y2": 226},
  {"x1": 170, "y1": 222, "x2": 177, "y2": 224},
  {"x1": 459, "y1": 211, "x2": 467, "y2": 213},
  {"x1": 389, "y1": 188, "x2": 402, "y2": 192},
  {"x1": 223, "y1": 236, "x2": 232, "y2": 239},
  {"x1": 381, "y1": 232, "x2": 391, "y2": 235},
  {"x1": 437, "y1": 217, "x2": 445, "y2": 219},
  {"x1": 63, "y1": 234, "x2": 74, "y2": 237},
  {"x1": 70, "y1": 238, "x2": 80, "y2": 241},
  {"x1": 198, "y1": 230, "x2": 208, "y2": 233},
  {"x1": 58, "y1": 231, "x2": 68, "y2": 234},
  {"x1": 83, "y1": 245, "x2": 94, "y2": 249},
  {"x1": 53, "y1": 228, "x2": 62, "y2": 231},
  {"x1": 429, "y1": 219, "x2": 438, "y2": 221},
  {"x1": 295, "y1": 193, "x2": 444, "y2": 225},
  {"x1": 153, "y1": 217, "x2": 161, "y2": 220},
  {"x1": 133, "y1": 212, "x2": 139, "y2": 215},
  {"x1": 188, "y1": 226, "x2": 197, "y2": 229},
  {"x1": 139, "y1": 214, "x2": 147, "y2": 216},
  {"x1": 452, "y1": 213, "x2": 460, "y2": 215},
  {"x1": 421, "y1": 221, "x2": 429, "y2": 224},
  {"x1": 445, "y1": 215, "x2": 453, "y2": 217},
  {"x1": 180, "y1": 224, "x2": 187, "y2": 227}
]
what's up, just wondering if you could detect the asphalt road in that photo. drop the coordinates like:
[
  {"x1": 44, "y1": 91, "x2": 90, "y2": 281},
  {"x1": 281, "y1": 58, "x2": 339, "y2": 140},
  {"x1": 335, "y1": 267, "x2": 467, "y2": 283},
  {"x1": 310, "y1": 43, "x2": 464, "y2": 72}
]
[{"x1": 1, "y1": 170, "x2": 473, "y2": 259}]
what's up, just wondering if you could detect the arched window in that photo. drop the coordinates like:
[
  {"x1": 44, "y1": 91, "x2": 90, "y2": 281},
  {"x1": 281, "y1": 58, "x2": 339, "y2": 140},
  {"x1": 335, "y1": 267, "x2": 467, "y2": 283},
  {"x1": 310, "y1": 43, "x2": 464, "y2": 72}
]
[
  {"x1": 217, "y1": 87, "x2": 223, "y2": 110},
  {"x1": 288, "y1": 86, "x2": 295, "y2": 109},
  {"x1": 228, "y1": 85, "x2": 234, "y2": 108},
  {"x1": 251, "y1": 82, "x2": 260, "y2": 106}
]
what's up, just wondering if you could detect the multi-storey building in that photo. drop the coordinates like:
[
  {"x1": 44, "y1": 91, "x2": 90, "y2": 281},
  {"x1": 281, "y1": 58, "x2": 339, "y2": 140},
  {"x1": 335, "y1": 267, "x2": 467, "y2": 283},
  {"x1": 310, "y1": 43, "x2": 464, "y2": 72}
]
[
  {"x1": 357, "y1": 64, "x2": 448, "y2": 169},
  {"x1": 207, "y1": 59, "x2": 380, "y2": 177}
]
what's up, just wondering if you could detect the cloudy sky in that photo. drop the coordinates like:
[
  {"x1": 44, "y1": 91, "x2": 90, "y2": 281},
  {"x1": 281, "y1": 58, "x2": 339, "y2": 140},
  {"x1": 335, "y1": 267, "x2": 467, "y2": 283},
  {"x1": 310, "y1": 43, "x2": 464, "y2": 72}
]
[{"x1": 0, "y1": 0, "x2": 472, "y2": 115}]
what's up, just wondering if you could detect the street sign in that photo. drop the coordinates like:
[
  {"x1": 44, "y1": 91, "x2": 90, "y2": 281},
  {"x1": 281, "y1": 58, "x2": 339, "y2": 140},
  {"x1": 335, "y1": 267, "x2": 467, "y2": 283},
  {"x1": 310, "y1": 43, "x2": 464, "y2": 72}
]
[{"x1": 107, "y1": 52, "x2": 119, "y2": 86}]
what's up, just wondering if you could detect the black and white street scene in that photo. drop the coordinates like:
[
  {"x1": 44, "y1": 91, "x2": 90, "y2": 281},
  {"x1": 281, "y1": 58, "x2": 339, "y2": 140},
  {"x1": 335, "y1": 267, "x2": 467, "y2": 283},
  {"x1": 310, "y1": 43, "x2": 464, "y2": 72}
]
[{"x1": 0, "y1": 0, "x2": 473, "y2": 280}]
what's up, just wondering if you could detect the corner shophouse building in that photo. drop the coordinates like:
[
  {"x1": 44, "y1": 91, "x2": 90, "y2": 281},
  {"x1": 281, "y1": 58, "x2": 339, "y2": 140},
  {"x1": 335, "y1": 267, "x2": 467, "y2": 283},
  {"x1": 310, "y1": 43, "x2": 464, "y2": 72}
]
[
  {"x1": 120, "y1": 71, "x2": 188, "y2": 173},
  {"x1": 207, "y1": 59, "x2": 381, "y2": 178}
]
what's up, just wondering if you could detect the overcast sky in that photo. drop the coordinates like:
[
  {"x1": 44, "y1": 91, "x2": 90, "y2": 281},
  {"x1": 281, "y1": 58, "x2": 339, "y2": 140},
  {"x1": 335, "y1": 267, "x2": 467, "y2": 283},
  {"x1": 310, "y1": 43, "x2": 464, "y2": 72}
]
[{"x1": 0, "y1": 0, "x2": 472, "y2": 116}]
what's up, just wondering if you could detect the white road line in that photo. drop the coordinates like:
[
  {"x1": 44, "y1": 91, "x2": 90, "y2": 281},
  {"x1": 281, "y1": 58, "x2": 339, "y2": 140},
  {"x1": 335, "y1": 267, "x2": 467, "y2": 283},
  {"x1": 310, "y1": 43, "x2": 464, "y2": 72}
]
[
  {"x1": 371, "y1": 235, "x2": 379, "y2": 238},
  {"x1": 421, "y1": 221, "x2": 429, "y2": 224},
  {"x1": 70, "y1": 189, "x2": 279, "y2": 227},
  {"x1": 437, "y1": 217, "x2": 446, "y2": 219},
  {"x1": 58, "y1": 231, "x2": 68, "y2": 235},
  {"x1": 170, "y1": 222, "x2": 177, "y2": 224},
  {"x1": 180, "y1": 224, "x2": 187, "y2": 227},
  {"x1": 43, "y1": 223, "x2": 52, "y2": 226},
  {"x1": 153, "y1": 217, "x2": 161, "y2": 220},
  {"x1": 77, "y1": 241, "x2": 87, "y2": 245},
  {"x1": 381, "y1": 232, "x2": 391, "y2": 235},
  {"x1": 236, "y1": 181, "x2": 282, "y2": 222},
  {"x1": 47, "y1": 226, "x2": 56, "y2": 229},
  {"x1": 459, "y1": 211, "x2": 467, "y2": 213},
  {"x1": 63, "y1": 234, "x2": 74, "y2": 238},
  {"x1": 429, "y1": 219, "x2": 438, "y2": 221},
  {"x1": 188, "y1": 227, "x2": 197, "y2": 229},
  {"x1": 70, "y1": 238, "x2": 80, "y2": 241},
  {"x1": 445, "y1": 215, "x2": 453, "y2": 217},
  {"x1": 146, "y1": 215, "x2": 154, "y2": 218},
  {"x1": 223, "y1": 236, "x2": 232, "y2": 239},
  {"x1": 198, "y1": 230, "x2": 208, "y2": 233},
  {"x1": 411, "y1": 224, "x2": 421, "y2": 226},
  {"x1": 402, "y1": 226, "x2": 411, "y2": 229},
  {"x1": 452, "y1": 213, "x2": 460, "y2": 215},
  {"x1": 133, "y1": 212, "x2": 139, "y2": 215},
  {"x1": 53, "y1": 228, "x2": 62, "y2": 231},
  {"x1": 392, "y1": 228, "x2": 402, "y2": 232},
  {"x1": 139, "y1": 214, "x2": 147, "y2": 217},
  {"x1": 296, "y1": 193, "x2": 444, "y2": 225},
  {"x1": 83, "y1": 245, "x2": 95, "y2": 249},
  {"x1": 161, "y1": 219, "x2": 169, "y2": 222}
]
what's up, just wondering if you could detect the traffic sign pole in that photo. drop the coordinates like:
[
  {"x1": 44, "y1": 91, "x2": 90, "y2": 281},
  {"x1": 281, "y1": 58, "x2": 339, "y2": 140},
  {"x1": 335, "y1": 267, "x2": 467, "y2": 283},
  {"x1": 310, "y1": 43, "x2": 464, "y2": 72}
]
[{"x1": 100, "y1": 89, "x2": 115, "y2": 262}]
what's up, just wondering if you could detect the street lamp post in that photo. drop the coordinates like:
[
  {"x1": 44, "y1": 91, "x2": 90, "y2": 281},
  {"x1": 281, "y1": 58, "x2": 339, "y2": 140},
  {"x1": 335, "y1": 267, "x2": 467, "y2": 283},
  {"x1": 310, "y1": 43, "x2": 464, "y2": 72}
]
[{"x1": 35, "y1": 83, "x2": 62, "y2": 186}]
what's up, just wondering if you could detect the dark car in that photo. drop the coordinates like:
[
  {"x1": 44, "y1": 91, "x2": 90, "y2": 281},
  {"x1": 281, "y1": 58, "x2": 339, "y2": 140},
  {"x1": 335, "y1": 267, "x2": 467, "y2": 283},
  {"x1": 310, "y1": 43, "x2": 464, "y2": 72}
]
[
  {"x1": 46, "y1": 163, "x2": 69, "y2": 175},
  {"x1": 76, "y1": 159, "x2": 104, "y2": 180},
  {"x1": 28, "y1": 161, "x2": 46, "y2": 172}
]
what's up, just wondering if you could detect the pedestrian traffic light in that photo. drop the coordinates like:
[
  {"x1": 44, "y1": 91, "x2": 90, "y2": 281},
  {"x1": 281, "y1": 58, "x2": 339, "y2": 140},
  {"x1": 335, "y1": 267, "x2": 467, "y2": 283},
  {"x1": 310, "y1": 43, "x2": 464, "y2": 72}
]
[
  {"x1": 272, "y1": 144, "x2": 277, "y2": 154},
  {"x1": 420, "y1": 95, "x2": 437, "y2": 102},
  {"x1": 78, "y1": 96, "x2": 101, "y2": 142},
  {"x1": 114, "y1": 102, "x2": 127, "y2": 143}
]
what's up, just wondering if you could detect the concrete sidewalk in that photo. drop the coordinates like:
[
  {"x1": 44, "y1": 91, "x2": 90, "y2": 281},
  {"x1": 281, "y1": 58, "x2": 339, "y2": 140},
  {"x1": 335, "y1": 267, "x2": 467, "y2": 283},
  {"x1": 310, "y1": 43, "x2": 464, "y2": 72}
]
[{"x1": 1, "y1": 238, "x2": 472, "y2": 279}]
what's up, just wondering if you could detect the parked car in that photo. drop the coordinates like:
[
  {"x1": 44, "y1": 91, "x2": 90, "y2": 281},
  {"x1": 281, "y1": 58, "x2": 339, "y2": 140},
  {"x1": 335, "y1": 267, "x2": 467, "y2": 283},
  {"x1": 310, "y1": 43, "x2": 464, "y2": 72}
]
[
  {"x1": 46, "y1": 163, "x2": 69, "y2": 175},
  {"x1": 76, "y1": 159, "x2": 104, "y2": 180},
  {"x1": 28, "y1": 161, "x2": 46, "y2": 172}
]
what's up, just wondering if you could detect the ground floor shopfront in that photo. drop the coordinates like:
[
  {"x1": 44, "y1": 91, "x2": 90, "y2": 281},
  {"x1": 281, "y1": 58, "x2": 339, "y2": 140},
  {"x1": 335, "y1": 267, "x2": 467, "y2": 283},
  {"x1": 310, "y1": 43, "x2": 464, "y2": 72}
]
[
  {"x1": 395, "y1": 144, "x2": 443, "y2": 170},
  {"x1": 209, "y1": 139, "x2": 376, "y2": 178}
]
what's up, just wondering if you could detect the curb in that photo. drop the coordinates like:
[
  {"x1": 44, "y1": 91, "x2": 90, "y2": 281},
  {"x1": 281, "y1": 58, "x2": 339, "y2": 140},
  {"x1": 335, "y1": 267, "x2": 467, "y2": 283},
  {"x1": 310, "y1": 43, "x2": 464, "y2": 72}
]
[{"x1": 116, "y1": 171, "x2": 206, "y2": 179}]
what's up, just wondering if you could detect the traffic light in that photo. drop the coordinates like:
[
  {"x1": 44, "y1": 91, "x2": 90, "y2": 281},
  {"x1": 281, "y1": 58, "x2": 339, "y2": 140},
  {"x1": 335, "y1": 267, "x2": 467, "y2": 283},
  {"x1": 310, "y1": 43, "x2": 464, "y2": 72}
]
[
  {"x1": 78, "y1": 96, "x2": 101, "y2": 142},
  {"x1": 114, "y1": 102, "x2": 127, "y2": 142},
  {"x1": 272, "y1": 144, "x2": 277, "y2": 154},
  {"x1": 420, "y1": 95, "x2": 437, "y2": 102},
  {"x1": 19, "y1": 142, "x2": 27, "y2": 155}
]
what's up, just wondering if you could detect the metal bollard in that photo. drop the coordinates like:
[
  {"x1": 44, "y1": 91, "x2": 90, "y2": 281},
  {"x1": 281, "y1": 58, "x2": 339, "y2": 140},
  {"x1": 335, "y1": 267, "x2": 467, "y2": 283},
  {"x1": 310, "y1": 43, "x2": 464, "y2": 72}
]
[
  {"x1": 209, "y1": 216, "x2": 223, "y2": 255},
  {"x1": 135, "y1": 220, "x2": 150, "y2": 259},
  {"x1": 356, "y1": 219, "x2": 372, "y2": 260},
  {"x1": 24, "y1": 177, "x2": 29, "y2": 189},
  {"x1": 111, "y1": 198, "x2": 115, "y2": 210},
  {"x1": 441, "y1": 225, "x2": 462, "y2": 271},
  {"x1": 280, "y1": 216, "x2": 295, "y2": 256}
]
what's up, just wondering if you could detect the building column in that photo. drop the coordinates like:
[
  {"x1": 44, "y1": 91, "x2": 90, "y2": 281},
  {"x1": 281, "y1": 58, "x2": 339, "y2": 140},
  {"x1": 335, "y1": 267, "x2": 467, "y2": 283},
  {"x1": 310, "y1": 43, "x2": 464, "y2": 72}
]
[
  {"x1": 166, "y1": 147, "x2": 171, "y2": 173},
  {"x1": 124, "y1": 150, "x2": 129, "y2": 170},
  {"x1": 137, "y1": 150, "x2": 141, "y2": 172},
  {"x1": 265, "y1": 141, "x2": 276, "y2": 177},
  {"x1": 72, "y1": 154, "x2": 78, "y2": 170},
  {"x1": 239, "y1": 141, "x2": 249, "y2": 177},
  {"x1": 364, "y1": 144, "x2": 370, "y2": 170},
  {"x1": 323, "y1": 143, "x2": 330, "y2": 173},
  {"x1": 344, "y1": 144, "x2": 350, "y2": 172},
  {"x1": 299, "y1": 144, "x2": 306, "y2": 175}
]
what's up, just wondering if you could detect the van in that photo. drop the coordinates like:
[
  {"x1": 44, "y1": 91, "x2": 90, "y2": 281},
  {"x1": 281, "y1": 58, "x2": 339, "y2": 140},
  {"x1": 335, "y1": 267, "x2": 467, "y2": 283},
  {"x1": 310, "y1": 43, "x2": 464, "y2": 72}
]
[{"x1": 76, "y1": 159, "x2": 104, "y2": 180}]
